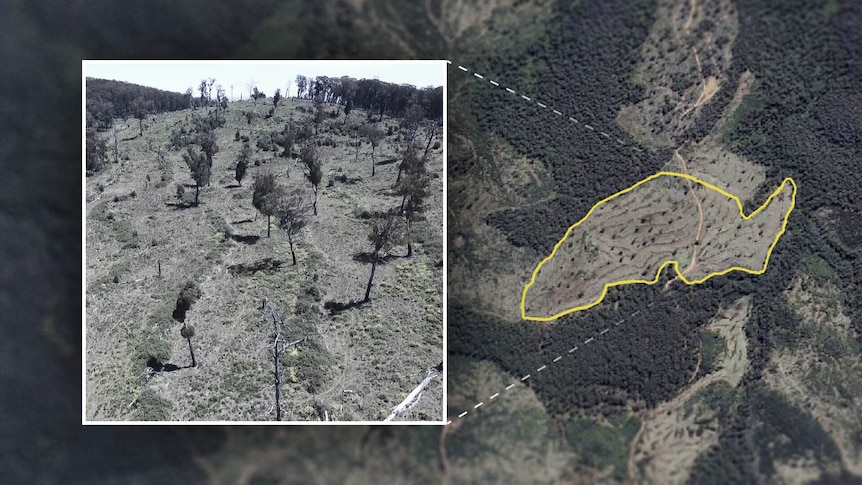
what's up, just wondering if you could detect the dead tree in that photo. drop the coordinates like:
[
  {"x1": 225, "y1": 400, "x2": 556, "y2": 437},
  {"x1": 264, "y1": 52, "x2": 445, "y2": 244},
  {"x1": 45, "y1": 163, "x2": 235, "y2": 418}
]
[
  {"x1": 422, "y1": 119, "x2": 439, "y2": 158},
  {"x1": 263, "y1": 302, "x2": 308, "y2": 421}
]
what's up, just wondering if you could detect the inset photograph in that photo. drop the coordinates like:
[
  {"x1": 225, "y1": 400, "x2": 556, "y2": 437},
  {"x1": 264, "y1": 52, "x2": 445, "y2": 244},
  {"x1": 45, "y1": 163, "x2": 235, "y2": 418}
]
[{"x1": 84, "y1": 60, "x2": 445, "y2": 423}]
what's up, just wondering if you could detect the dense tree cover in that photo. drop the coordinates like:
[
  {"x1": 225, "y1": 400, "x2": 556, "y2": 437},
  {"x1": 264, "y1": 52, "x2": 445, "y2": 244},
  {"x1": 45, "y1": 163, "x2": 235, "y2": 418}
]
[
  {"x1": 293, "y1": 74, "x2": 442, "y2": 121},
  {"x1": 86, "y1": 78, "x2": 188, "y2": 131}
]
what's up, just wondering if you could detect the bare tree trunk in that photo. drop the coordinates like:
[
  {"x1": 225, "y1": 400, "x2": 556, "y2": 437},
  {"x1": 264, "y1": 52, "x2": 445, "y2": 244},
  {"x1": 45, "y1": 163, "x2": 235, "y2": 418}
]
[
  {"x1": 406, "y1": 219, "x2": 413, "y2": 257},
  {"x1": 267, "y1": 214, "x2": 271, "y2": 237},
  {"x1": 288, "y1": 234, "x2": 297, "y2": 265},
  {"x1": 186, "y1": 336, "x2": 196, "y2": 367},
  {"x1": 138, "y1": 118, "x2": 143, "y2": 136},
  {"x1": 423, "y1": 123, "x2": 436, "y2": 158},
  {"x1": 371, "y1": 145, "x2": 376, "y2": 176},
  {"x1": 157, "y1": 259, "x2": 161, "y2": 278},
  {"x1": 364, "y1": 252, "x2": 378, "y2": 302},
  {"x1": 274, "y1": 340, "x2": 282, "y2": 421},
  {"x1": 112, "y1": 126, "x2": 119, "y2": 163},
  {"x1": 313, "y1": 188, "x2": 319, "y2": 216},
  {"x1": 355, "y1": 130, "x2": 360, "y2": 162},
  {"x1": 194, "y1": 185, "x2": 200, "y2": 205}
]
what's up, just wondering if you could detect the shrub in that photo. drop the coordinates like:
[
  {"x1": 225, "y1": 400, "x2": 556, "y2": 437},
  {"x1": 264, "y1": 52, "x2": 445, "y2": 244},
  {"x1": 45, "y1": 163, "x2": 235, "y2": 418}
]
[{"x1": 432, "y1": 141, "x2": 441, "y2": 150}]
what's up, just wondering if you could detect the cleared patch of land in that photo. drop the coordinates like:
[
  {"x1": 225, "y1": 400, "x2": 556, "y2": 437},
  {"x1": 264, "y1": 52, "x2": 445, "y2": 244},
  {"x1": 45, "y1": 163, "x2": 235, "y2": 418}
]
[
  {"x1": 628, "y1": 296, "x2": 750, "y2": 484},
  {"x1": 764, "y1": 274, "x2": 862, "y2": 477},
  {"x1": 522, "y1": 172, "x2": 795, "y2": 321},
  {"x1": 616, "y1": 0, "x2": 739, "y2": 147},
  {"x1": 86, "y1": 97, "x2": 443, "y2": 421}
]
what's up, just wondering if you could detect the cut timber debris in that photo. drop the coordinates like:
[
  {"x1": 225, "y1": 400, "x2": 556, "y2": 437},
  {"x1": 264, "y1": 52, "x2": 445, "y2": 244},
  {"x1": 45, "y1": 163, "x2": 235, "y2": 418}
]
[{"x1": 383, "y1": 367, "x2": 440, "y2": 422}]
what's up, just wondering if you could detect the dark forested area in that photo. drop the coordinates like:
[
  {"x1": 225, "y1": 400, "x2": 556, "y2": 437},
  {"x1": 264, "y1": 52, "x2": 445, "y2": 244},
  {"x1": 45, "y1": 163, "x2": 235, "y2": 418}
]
[{"x1": 86, "y1": 78, "x2": 189, "y2": 130}]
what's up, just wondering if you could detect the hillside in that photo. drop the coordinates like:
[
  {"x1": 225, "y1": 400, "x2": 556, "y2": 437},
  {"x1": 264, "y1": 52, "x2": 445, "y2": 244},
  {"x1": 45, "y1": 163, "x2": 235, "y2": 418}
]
[{"x1": 85, "y1": 95, "x2": 444, "y2": 422}]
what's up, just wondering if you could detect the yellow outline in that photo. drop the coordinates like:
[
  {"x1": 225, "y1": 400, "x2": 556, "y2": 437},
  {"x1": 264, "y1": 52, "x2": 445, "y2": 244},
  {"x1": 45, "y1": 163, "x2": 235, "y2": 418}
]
[{"x1": 520, "y1": 171, "x2": 798, "y2": 322}]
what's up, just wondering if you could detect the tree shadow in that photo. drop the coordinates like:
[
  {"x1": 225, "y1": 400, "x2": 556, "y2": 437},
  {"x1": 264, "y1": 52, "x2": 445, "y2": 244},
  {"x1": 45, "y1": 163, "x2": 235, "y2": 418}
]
[
  {"x1": 165, "y1": 201, "x2": 197, "y2": 210},
  {"x1": 352, "y1": 251, "x2": 400, "y2": 264},
  {"x1": 223, "y1": 184, "x2": 241, "y2": 189},
  {"x1": 230, "y1": 234, "x2": 261, "y2": 245},
  {"x1": 375, "y1": 158, "x2": 399, "y2": 166},
  {"x1": 146, "y1": 357, "x2": 191, "y2": 372},
  {"x1": 323, "y1": 299, "x2": 368, "y2": 315},
  {"x1": 231, "y1": 218, "x2": 254, "y2": 224}
]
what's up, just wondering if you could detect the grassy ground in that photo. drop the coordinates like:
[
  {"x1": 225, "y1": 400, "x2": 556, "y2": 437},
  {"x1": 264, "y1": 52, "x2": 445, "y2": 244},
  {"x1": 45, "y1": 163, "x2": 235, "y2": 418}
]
[{"x1": 85, "y1": 96, "x2": 443, "y2": 422}]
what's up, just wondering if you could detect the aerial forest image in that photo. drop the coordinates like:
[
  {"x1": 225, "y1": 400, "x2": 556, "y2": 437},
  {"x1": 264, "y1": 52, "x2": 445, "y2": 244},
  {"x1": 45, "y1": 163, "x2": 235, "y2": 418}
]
[{"x1": 84, "y1": 61, "x2": 445, "y2": 422}]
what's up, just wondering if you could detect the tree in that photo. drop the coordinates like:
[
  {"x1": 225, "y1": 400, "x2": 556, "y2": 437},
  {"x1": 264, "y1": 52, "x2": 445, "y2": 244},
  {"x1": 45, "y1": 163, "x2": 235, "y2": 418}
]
[
  {"x1": 206, "y1": 78, "x2": 216, "y2": 110},
  {"x1": 196, "y1": 132, "x2": 219, "y2": 178},
  {"x1": 313, "y1": 98, "x2": 325, "y2": 133},
  {"x1": 235, "y1": 142, "x2": 251, "y2": 186},
  {"x1": 252, "y1": 87, "x2": 266, "y2": 104},
  {"x1": 198, "y1": 79, "x2": 208, "y2": 108},
  {"x1": 364, "y1": 211, "x2": 402, "y2": 302},
  {"x1": 398, "y1": 171, "x2": 430, "y2": 257},
  {"x1": 184, "y1": 87, "x2": 193, "y2": 110},
  {"x1": 244, "y1": 111, "x2": 255, "y2": 125},
  {"x1": 180, "y1": 323, "x2": 197, "y2": 367},
  {"x1": 395, "y1": 145, "x2": 424, "y2": 186},
  {"x1": 404, "y1": 104, "x2": 425, "y2": 146},
  {"x1": 85, "y1": 128, "x2": 108, "y2": 173},
  {"x1": 344, "y1": 98, "x2": 353, "y2": 123},
  {"x1": 296, "y1": 75, "x2": 307, "y2": 99},
  {"x1": 301, "y1": 144, "x2": 323, "y2": 216},
  {"x1": 274, "y1": 192, "x2": 309, "y2": 265},
  {"x1": 130, "y1": 97, "x2": 153, "y2": 136},
  {"x1": 216, "y1": 85, "x2": 228, "y2": 113},
  {"x1": 111, "y1": 125, "x2": 120, "y2": 163},
  {"x1": 422, "y1": 119, "x2": 439, "y2": 158},
  {"x1": 273, "y1": 88, "x2": 282, "y2": 111},
  {"x1": 182, "y1": 146, "x2": 210, "y2": 205},
  {"x1": 252, "y1": 171, "x2": 281, "y2": 237},
  {"x1": 360, "y1": 124, "x2": 385, "y2": 176},
  {"x1": 277, "y1": 122, "x2": 297, "y2": 159}
]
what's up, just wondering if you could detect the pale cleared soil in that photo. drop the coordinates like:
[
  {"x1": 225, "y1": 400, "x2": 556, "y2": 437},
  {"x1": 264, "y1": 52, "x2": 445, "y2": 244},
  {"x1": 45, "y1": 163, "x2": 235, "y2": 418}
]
[{"x1": 85, "y1": 98, "x2": 444, "y2": 421}]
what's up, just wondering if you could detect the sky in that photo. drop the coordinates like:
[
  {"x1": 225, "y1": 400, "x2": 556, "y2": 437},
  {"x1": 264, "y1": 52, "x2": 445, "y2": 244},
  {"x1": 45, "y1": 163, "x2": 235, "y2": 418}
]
[{"x1": 84, "y1": 61, "x2": 445, "y2": 100}]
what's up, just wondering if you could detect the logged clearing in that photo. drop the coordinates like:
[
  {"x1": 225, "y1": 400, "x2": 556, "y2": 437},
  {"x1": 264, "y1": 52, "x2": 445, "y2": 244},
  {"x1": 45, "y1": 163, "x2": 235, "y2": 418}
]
[
  {"x1": 522, "y1": 173, "x2": 795, "y2": 320},
  {"x1": 85, "y1": 96, "x2": 443, "y2": 422},
  {"x1": 617, "y1": 0, "x2": 739, "y2": 147},
  {"x1": 764, "y1": 274, "x2": 862, "y2": 477},
  {"x1": 628, "y1": 296, "x2": 751, "y2": 484}
]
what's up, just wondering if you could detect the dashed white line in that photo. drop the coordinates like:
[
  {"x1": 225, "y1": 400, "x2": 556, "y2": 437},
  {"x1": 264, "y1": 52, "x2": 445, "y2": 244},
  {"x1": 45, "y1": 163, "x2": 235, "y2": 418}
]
[
  {"x1": 584, "y1": 124, "x2": 595, "y2": 131},
  {"x1": 537, "y1": 365, "x2": 547, "y2": 372},
  {"x1": 537, "y1": 102, "x2": 547, "y2": 108},
  {"x1": 490, "y1": 80, "x2": 499, "y2": 86},
  {"x1": 553, "y1": 109, "x2": 563, "y2": 116},
  {"x1": 553, "y1": 356, "x2": 562, "y2": 363},
  {"x1": 521, "y1": 95, "x2": 531, "y2": 101},
  {"x1": 474, "y1": 73, "x2": 484, "y2": 79},
  {"x1": 505, "y1": 384, "x2": 516, "y2": 390},
  {"x1": 505, "y1": 88, "x2": 516, "y2": 94},
  {"x1": 584, "y1": 337, "x2": 594, "y2": 344},
  {"x1": 521, "y1": 374, "x2": 531, "y2": 381},
  {"x1": 568, "y1": 346, "x2": 578, "y2": 353},
  {"x1": 474, "y1": 402, "x2": 484, "y2": 409},
  {"x1": 599, "y1": 328, "x2": 610, "y2": 335},
  {"x1": 490, "y1": 393, "x2": 500, "y2": 400},
  {"x1": 458, "y1": 65, "x2": 468, "y2": 72},
  {"x1": 458, "y1": 411, "x2": 468, "y2": 418}
]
